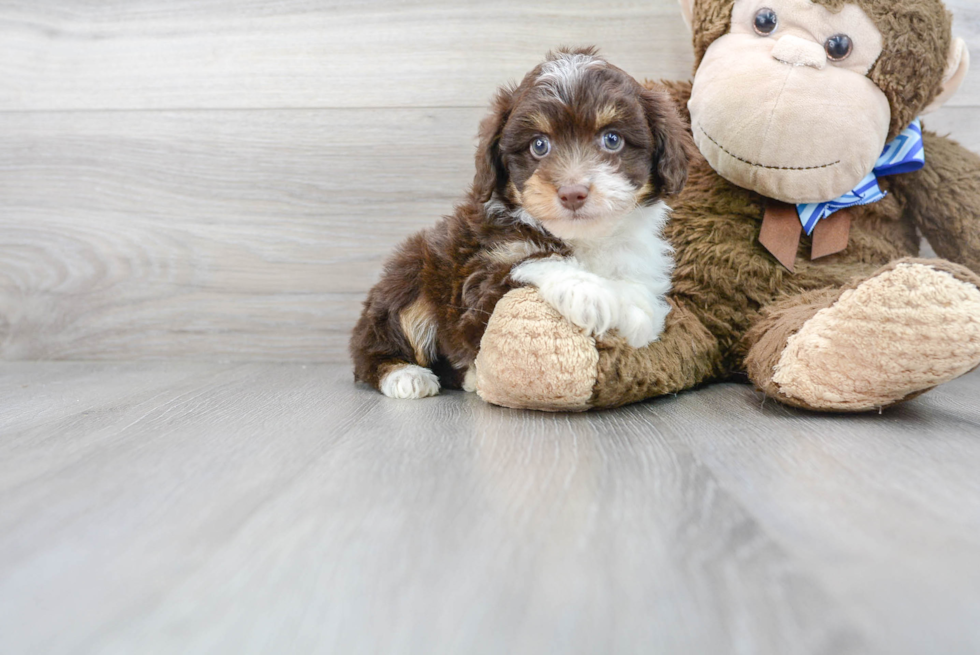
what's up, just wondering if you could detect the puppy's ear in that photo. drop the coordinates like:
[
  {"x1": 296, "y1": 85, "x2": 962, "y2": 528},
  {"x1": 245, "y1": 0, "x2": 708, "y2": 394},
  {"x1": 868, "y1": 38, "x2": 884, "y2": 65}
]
[
  {"x1": 641, "y1": 85, "x2": 693, "y2": 198},
  {"x1": 473, "y1": 84, "x2": 516, "y2": 203}
]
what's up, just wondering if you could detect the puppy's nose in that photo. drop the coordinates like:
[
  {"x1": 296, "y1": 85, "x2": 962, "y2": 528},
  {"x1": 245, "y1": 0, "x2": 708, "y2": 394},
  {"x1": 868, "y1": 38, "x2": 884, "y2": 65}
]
[{"x1": 558, "y1": 185, "x2": 590, "y2": 211}]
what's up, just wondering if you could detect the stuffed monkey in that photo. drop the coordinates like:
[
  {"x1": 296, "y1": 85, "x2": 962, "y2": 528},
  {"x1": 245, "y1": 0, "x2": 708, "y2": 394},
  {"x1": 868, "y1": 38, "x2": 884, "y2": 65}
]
[{"x1": 473, "y1": 0, "x2": 980, "y2": 412}]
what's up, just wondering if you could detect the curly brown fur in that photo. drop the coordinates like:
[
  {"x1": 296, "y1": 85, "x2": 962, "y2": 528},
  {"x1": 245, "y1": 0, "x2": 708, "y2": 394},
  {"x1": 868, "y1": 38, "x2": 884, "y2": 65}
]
[
  {"x1": 350, "y1": 206, "x2": 567, "y2": 392},
  {"x1": 351, "y1": 49, "x2": 692, "y2": 397}
]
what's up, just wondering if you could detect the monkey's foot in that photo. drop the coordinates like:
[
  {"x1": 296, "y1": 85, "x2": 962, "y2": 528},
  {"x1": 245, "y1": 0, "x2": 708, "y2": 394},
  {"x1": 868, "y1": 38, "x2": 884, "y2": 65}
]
[{"x1": 771, "y1": 260, "x2": 980, "y2": 412}]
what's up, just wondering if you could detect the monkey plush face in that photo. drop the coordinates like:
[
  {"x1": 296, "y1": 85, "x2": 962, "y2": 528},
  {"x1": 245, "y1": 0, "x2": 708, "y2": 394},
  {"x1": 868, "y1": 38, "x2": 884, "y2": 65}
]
[{"x1": 683, "y1": 0, "x2": 969, "y2": 204}]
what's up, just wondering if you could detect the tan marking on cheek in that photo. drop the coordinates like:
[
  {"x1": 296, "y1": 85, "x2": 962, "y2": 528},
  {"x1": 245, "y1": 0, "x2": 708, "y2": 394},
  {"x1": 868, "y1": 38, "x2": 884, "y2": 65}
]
[
  {"x1": 399, "y1": 297, "x2": 438, "y2": 367},
  {"x1": 521, "y1": 172, "x2": 564, "y2": 223},
  {"x1": 507, "y1": 181, "x2": 522, "y2": 205},
  {"x1": 635, "y1": 181, "x2": 655, "y2": 201},
  {"x1": 595, "y1": 105, "x2": 622, "y2": 130}
]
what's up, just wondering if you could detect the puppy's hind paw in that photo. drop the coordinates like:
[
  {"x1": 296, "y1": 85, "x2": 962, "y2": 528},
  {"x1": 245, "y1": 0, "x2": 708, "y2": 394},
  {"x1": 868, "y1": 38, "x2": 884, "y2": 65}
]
[{"x1": 380, "y1": 365, "x2": 441, "y2": 399}]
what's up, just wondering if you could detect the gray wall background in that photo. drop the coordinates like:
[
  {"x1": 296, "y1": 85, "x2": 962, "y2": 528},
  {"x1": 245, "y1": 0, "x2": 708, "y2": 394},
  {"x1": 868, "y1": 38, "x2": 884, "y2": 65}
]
[{"x1": 0, "y1": 0, "x2": 976, "y2": 362}]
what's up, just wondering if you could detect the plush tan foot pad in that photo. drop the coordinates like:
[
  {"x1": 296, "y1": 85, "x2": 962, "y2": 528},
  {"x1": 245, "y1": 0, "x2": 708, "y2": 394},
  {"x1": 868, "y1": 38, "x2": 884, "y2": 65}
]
[
  {"x1": 475, "y1": 287, "x2": 598, "y2": 412},
  {"x1": 773, "y1": 263, "x2": 980, "y2": 411}
]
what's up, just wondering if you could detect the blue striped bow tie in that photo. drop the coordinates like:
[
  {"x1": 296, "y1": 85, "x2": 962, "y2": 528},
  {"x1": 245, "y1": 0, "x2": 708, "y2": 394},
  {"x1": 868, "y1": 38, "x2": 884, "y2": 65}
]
[{"x1": 797, "y1": 120, "x2": 925, "y2": 235}]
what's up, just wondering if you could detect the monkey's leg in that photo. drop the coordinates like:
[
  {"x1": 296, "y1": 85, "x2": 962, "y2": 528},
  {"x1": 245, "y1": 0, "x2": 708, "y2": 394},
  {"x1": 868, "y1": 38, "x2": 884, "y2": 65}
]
[
  {"x1": 473, "y1": 287, "x2": 722, "y2": 411},
  {"x1": 745, "y1": 258, "x2": 980, "y2": 412}
]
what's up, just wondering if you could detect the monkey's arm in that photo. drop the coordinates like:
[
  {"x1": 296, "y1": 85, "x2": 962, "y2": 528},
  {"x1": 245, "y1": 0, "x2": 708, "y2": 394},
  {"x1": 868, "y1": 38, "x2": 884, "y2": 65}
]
[
  {"x1": 473, "y1": 290, "x2": 723, "y2": 411},
  {"x1": 896, "y1": 130, "x2": 980, "y2": 273},
  {"x1": 588, "y1": 298, "x2": 724, "y2": 408}
]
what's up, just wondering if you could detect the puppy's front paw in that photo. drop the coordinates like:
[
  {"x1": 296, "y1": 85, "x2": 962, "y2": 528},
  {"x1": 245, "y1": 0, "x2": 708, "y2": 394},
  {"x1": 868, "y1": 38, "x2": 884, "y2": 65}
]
[
  {"x1": 380, "y1": 365, "x2": 441, "y2": 399},
  {"x1": 540, "y1": 277, "x2": 620, "y2": 337},
  {"x1": 615, "y1": 292, "x2": 670, "y2": 348},
  {"x1": 618, "y1": 305, "x2": 659, "y2": 348}
]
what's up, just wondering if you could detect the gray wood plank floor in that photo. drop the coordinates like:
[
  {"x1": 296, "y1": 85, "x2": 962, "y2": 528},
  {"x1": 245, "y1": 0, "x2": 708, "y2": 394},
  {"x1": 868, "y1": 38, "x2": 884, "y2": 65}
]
[{"x1": 2, "y1": 362, "x2": 979, "y2": 655}]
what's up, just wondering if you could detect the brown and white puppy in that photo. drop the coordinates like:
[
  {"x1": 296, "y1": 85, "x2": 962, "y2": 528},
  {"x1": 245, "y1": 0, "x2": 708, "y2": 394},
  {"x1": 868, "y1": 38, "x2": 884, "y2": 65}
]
[{"x1": 350, "y1": 48, "x2": 692, "y2": 399}]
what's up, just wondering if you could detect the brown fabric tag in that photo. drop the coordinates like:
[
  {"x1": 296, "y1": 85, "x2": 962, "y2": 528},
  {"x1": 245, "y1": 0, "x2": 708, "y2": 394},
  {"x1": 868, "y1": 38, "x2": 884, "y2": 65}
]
[
  {"x1": 759, "y1": 200, "x2": 803, "y2": 272},
  {"x1": 810, "y1": 209, "x2": 853, "y2": 260}
]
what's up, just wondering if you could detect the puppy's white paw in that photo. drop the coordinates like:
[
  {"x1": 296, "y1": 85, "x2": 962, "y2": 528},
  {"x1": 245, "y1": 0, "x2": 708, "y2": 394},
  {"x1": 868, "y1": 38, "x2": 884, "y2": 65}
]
[
  {"x1": 380, "y1": 365, "x2": 440, "y2": 399},
  {"x1": 510, "y1": 258, "x2": 627, "y2": 338},
  {"x1": 541, "y1": 277, "x2": 620, "y2": 337},
  {"x1": 618, "y1": 305, "x2": 660, "y2": 348},
  {"x1": 614, "y1": 286, "x2": 670, "y2": 348}
]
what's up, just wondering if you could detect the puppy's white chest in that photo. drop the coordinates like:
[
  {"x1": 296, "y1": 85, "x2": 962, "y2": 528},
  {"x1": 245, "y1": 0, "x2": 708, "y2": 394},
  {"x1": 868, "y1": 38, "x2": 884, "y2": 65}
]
[
  {"x1": 510, "y1": 202, "x2": 674, "y2": 348},
  {"x1": 567, "y1": 203, "x2": 672, "y2": 290}
]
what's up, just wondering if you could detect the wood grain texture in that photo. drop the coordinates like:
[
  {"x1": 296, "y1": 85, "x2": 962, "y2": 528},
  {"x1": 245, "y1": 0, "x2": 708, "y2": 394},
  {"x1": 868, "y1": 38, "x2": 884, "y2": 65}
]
[
  {"x1": 656, "y1": 382, "x2": 980, "y2": 655},
  {"x1": 0, "y1": 0, "x2": 696, "y2": 111},
  {"x1": 0, "y1": 0, "x2": 977, "y2": 360},
  {"x1": 0, "y1": 0, "x2": 976, "y2": 111},
  {"x1": 1, "y1": 362, "x2": 979, "y2": 654},
  {"x1": 2, "y1": 3, "x2": 979, "y2": 651},
  {"x1": 0, "y1": 108, "x2": 482, "y2": 360},
  {"x1": 1, "y1": 106, "x2": 978, "y2": 361}
]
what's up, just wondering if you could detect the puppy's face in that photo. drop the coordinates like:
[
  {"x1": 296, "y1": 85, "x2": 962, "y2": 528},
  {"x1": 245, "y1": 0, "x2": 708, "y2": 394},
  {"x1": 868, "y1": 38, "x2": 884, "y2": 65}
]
[{"x1": 474, "y1": 49, "x2": 691, "y2": 240}]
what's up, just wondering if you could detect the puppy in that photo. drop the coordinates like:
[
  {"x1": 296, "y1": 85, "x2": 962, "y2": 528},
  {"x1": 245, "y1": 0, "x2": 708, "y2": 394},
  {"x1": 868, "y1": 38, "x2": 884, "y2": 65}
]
[{"x1": 351, "y1": 47, "x2": 692, "y2": 399}]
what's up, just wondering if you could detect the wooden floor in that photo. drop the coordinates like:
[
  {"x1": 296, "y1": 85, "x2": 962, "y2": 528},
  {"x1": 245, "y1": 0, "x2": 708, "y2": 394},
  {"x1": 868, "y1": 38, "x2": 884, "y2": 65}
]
[
  {"x1": 1, "y1": 362, "x2": 979, "y2": 654},
  {"x1": 2, "y1": 1, "x2": 979, "y2": 652}
]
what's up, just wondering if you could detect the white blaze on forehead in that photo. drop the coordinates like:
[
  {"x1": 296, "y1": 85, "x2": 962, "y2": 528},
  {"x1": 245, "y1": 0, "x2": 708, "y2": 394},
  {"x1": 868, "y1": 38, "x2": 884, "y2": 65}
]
[{"x1": 537, "y1": 52, "x2": 606, "y2": 104}]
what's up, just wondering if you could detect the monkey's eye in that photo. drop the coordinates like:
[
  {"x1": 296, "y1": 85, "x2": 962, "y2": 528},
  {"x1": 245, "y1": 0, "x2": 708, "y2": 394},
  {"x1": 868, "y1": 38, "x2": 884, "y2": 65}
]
[
  {"x1": 601, "y1": 131, "x2": 624, "y2": 153},
  {"x1": 825, "y1": 34, "x2": 853, "y2": 61},
  {"x1": 753, "y1": 8, "x2": 778, "y2": 36},
  {"x1": 530, "y1": 136, "x2": 551, "y2": 159}
]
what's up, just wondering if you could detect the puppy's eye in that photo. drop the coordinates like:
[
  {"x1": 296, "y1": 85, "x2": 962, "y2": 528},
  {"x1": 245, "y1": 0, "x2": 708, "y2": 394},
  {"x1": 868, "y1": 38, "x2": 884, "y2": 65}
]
[
  {"x1": 601, "y1": 131, "x2": 624, "y2": 153},
  {"x1": 530, "y1": 136, "x2": 551, "y2": 159},
  {"x1": 753, "y1": 8, "x2": 777, "y2": 36},
  {"x1": 825, "y1": 34, "x2": 853, "y2": 61}
]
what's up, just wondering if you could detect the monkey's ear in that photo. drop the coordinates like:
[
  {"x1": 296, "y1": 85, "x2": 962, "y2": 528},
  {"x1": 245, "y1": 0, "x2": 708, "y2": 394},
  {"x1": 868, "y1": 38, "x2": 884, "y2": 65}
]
[
  {"x1": 473, "y1": 85, "x2": 515, "y2": 203},
  {"x1": 678, "y1": 0, "x2": 693, "y2": 30},
  {"x1": 923, "y1": 38, "x2": 970, "y2": 115},
  {"x1": 642, "y1": 86, "x2": 693, "y2": 198}
]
